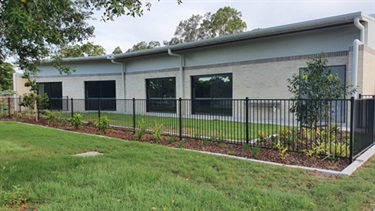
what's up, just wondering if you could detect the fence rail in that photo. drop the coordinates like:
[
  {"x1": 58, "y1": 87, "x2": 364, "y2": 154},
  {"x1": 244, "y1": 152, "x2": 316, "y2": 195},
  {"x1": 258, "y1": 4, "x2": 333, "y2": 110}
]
[{"x1": 1, "y1": 97, "x2": 374, "y2": 162}]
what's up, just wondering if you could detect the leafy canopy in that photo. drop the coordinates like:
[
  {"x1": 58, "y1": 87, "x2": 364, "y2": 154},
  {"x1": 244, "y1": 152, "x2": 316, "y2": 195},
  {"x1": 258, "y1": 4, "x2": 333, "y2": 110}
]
[
  {"x1": 59, "y1": 42, "x2": 106, "y2": 58},
  {"x1": 0, "y1": 0, "x2": 181, "y2": 75},
  {"x1": 0, "y1": 62, "x2": 15, "y2": 92},
  {"x1": 164, "y1": 6, "x2": 247, "y2": 45},
  {"x1": 112, "y1": 46, "x2": 123, "y2": 54},
  {"x1": 126, "y1": 41, "x2": 160, "y2": 53}
]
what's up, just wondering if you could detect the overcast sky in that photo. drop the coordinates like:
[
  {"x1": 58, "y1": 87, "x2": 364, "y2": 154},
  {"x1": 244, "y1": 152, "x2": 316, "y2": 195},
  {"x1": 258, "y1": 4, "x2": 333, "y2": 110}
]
[{"x1": 89, "y1": 0, "x2": 375, "y2": 53}]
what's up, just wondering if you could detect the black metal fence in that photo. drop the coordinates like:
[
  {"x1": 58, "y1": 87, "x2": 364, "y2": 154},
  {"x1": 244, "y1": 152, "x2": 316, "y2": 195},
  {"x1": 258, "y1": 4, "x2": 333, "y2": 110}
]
[{"x1": 1, "y1": 96, "x2": 374, "y2": 162}]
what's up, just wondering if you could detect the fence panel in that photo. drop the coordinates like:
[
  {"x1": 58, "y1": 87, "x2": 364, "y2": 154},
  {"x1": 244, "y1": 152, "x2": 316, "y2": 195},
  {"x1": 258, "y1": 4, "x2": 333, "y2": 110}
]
[
  {"x1": 352, "y1": 98, "x2": 375, "y2": 159},
  {"x1": 1, "y1": 97, "x2": 355, "y2": 159}
]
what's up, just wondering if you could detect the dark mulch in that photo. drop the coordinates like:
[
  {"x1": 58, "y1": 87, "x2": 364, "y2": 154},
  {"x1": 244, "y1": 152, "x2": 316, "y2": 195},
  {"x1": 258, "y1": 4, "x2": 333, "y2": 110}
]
[{"x1": 3, "y1": 117, "x2": 349, "y2": 171}]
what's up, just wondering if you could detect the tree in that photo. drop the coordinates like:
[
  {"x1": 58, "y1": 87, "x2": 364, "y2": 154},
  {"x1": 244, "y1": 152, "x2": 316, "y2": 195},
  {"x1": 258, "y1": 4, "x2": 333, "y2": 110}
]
[
  {"x1": 287, "y1": 53, "x2": 355, "y2": 135},
  {"x1": 0, "y1": 0, "x2": 181, "y2": 75},
  {"x1": 0, "y1": 62, "x2": 15, "y2": 92},
  {"x1": 112, "y1": 46, "x2": 123, "y2": 54},
  {"x1": 126, "y1": 41, "x2": 160, "y2": 52},
  {"x1": 59, "y1": 42, "x2": 106, "y2": 58},
  {"x1": 164, "y1": 6, "x2": 247, "y2": 45}
]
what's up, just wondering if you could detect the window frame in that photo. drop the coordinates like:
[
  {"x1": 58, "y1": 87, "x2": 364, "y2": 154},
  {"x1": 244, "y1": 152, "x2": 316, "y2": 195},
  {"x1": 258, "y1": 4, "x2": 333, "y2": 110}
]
[
  {"x1": 191, "y1": 73, "x2": 233, "y2": 116},
  {"x1": 145, "y1": 77, "x2": 176, "y2": 113}
]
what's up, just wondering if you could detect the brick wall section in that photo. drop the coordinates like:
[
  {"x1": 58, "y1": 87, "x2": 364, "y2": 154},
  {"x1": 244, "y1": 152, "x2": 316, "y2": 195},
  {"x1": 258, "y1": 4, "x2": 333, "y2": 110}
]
[{"x1": 362, "y1": 46, "x2": 375, "y2": 95}]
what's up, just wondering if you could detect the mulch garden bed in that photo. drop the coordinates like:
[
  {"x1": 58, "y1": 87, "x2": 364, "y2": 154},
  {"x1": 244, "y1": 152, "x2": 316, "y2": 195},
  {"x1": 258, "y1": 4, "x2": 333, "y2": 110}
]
[{"x1": 2, "y1": 117, "x2": 349, "y2": 171}]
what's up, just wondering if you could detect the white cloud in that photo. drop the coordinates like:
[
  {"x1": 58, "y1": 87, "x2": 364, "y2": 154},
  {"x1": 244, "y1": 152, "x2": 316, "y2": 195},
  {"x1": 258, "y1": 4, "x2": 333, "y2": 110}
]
[{"x1": 87, "y1": 0, "x2": 375, "y2": 53}]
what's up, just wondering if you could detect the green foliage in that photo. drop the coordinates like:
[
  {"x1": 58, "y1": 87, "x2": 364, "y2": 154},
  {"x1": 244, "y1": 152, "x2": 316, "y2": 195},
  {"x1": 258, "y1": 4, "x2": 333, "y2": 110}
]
[
  {"x1": 251, "y1": 146, "x2": 261, "y2": 157},
  {"x1": 112, "y1": 46, "x2": 123, "y2": 54},
  {"x1": 59, "y1": 42, "x2": 106, "y2": 58},
  {"x1": 257, "y1": 130, "x2": 267, "y2": 140},
  {"x1": 152, "y1": 123, "x2": 164, "y2": 141},
  {"x1": 70, "y1": 114, "x2": 83, "y2": 129},
  {"x1": 287, "y1": 53, "x2": 355, "y2": 129},
  {"x1": 126, "y1": 41, "x2": 160, "y2": 52},
  {"x1": 19, "y1": 93, "x2": 49, "y2": 111},
  {"x1": 0, "y1": 62, "x2": 15, "y2": 92},
  {"x1": 45, "y1": 110, "x2": 57, "y2": 124},
  {"x1": 203, "y1": 138, "x2": 209, "y2": 147},
  {"x1": 87, "y1": 119, "x2": 97, "y2": 127},
  {"x1": 0, "y1": 185, "x2": 30, "y2": 207},
  {"x1": 179, "y1": 139, "x2": 185, "y2": 148},
  {"x1": 164, "y1": 6, "x2": 246, "y2": 45},
  {"x1": 96, "y1": 116, "x2": 110, "y2": 133},
  {"x1": 243, "y1": 144, "x2": 250, "y2": 152},
  {"x1": 2, "y1": 122, "x2": 375, "y2": 211},
  {"x1": 168, "y1": 136, "x2": 176, "y2": 144},
  {"x1": 57, "y1": 115, "x2": 68, "y2": 126},
  {"x1": 134, "y1": 118, "x2": 147, "y2": 140}
]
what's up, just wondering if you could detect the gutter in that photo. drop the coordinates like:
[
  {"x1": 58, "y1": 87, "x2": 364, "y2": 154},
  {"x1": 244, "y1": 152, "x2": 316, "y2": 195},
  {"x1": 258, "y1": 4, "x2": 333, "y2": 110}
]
[
  {"x1": 168, "y1": 49, "x2": 184, "y2": 98},
  {"x1": 352, "y1": 17, "x2": 365, "y2": 98}
]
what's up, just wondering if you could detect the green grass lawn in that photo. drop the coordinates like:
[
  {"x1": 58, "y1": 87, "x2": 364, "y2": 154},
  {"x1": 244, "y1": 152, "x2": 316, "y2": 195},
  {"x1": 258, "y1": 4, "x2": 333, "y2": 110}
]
[
  {"x1": 59, "y1": 112, "x2": 279, "y2": 141},
  {"x1": 0, "y1": 122, "x2": 374, "y2": 210}
]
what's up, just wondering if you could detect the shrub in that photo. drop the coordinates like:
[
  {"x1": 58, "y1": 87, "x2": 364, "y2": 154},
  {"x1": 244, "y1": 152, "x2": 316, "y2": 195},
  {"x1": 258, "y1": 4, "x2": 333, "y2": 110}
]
[
  {"x1": 45, "y1": 110, "x2": 57, "y2": 124},
  {"x1": 96, "y1": 116, "x2": 110, "y2": 133},
  {"x1": 243, "y1": 144, "x2": 250, "y2": 152},
  {"x1": 70, "y1": 114, "x2": 83, "y2": 129},
  {"x1": 87, "y1": 119, "x2": 97, "y2": 127},
  {"x1": 153, "y1": 123, "x2": 164, "y2": 141},
  {"x1": 251, "y1": 146, "x2": 261, "y2": 157},
  {"x1": 168, "y1": 136, "x2": 176, "y2": 144},
  {"x1": 134, "y1": 118, "x2": 147, "y2": 140},
  {"x1": 57, "y1": 115, "x2": 68, "y2": 126},
  {"x1": 179, "y1": 139, "x2": 185, "y2": 148},
  {"x1": 203, "y1": 138, "x2": 209, "y2": 147}
]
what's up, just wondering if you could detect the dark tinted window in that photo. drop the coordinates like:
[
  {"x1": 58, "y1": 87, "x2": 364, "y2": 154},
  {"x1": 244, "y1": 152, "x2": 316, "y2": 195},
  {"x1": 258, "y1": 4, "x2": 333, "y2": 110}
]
[
  {"x1": 85, "y1": 81, "x2": 116, "y2": 111},
  {"x1": 191, "y1": 74, "x2": 232, "y2": 115},
  {"x1": 146, "y1": 77, "x2": 176, "y2": 113},
  {"x1": 38, "y1": 82, "x2": 63, "y2": 110}
]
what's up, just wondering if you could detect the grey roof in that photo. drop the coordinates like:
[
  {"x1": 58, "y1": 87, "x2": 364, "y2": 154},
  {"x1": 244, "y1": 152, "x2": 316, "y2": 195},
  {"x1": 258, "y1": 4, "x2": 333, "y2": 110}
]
[{"x1": 43, "y1": 11, "x2": 366, "y2": 64}]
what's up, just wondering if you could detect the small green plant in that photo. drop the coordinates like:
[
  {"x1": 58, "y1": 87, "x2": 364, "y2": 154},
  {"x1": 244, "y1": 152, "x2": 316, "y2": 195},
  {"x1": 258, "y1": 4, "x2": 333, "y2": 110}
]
[
  {"x1": 14, "y1": 112, "x2": 23, "y2": 120},
  {"x1": 45, "y1": 110, "x2": 57, "y2": 124},
  {"x1": 219, "y1": 143, "x2": 227, "y2": 149},
  {"x1": 203, "y1": 138, "x2": 209, "y2": 147},
  {"x1": 1, "y1": 185, "x2": 30, "y2": 207},
  {"x1": 153, "y1": 123, "x2": 164, "y2": 141},
  {"x1": 168, "y1": 136, "x2": 176, "y2": 144},
  {"x1": 87, "y1": 119, "x2": 97, "y2": 127},
  {"x1": 251, "y1": 146, "x2": 261, "y2": 157},
  {"x1": 134, "y1": 118, "x2": 147, "y2": 140},
  {"x1": 243, "y1": 144, "x2": 250, "y2": 152},
  {"x1": 57, "y1": 115, "x2": 68, "y2": 126},
  {"x1": 257, "y1": 130, "x2": 267, "y2": 140},
  {"x1": 96, "y1": 116, "x2": 110, "y2": 133},
  {"x1": 179, "y1": 139, "x2": 185, "y2": 148},
  {"x1": 70, "y1": 114, "x2": 83, "y2": 129}
]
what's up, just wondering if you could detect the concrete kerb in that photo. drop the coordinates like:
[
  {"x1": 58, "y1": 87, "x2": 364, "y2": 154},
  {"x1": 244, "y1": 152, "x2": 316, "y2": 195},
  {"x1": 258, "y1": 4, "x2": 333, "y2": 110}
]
[{"x1": 4, "y1": 121, "x2": 375, "y2": 176}]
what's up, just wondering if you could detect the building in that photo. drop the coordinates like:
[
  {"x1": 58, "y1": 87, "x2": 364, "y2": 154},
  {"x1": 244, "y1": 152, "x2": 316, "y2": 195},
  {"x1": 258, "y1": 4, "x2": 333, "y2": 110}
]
[{"x1": 14, "y1": 12, "x2": 375, "y2": 116}]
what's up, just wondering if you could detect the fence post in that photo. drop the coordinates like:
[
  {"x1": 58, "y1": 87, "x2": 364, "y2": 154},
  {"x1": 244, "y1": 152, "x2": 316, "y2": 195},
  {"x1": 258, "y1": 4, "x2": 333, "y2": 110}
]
[
  {"x1": 245, "y1": 97, "x2": 249, "y2": 144},
  {"x1": 19, "y1": 96, "x2": 22, "y2": 112},
  {"x1": 71, "y1": 98, "x2": 74, "y2": 118},
  {"x1": 349, "y1": 96, "x2": 355, "y2": 163},
  {"x1": 179, "y1": 98, "x2": 182, "y2": 140},
  {"x1": 132, "y1": 98, "x2": 136, "y2": 133},
  {"x1": 358, "y1": 94, "x2": 362, "y2": 99},
  {"x1": 7, "y1": 97, "x2": 11, "y2": 118},
  {"x1": 98, "y1": 98, "x2": 101, "y2": 119}
]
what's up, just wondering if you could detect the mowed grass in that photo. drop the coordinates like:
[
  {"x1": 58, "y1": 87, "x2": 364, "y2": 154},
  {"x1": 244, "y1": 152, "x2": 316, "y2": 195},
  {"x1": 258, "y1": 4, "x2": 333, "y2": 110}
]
[
  {"x1": 59, "y1": 111, "x2": 278, "y2": 140},
  {"x1": 0, "y1": 122, "x2": 375, "y2": 210}
]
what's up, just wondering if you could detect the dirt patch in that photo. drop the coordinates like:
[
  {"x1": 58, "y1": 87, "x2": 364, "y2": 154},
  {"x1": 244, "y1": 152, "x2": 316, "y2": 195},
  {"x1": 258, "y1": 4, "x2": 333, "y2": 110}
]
[{"x1": 4, "y1": 117, "x2": 349, "y2": 171}]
